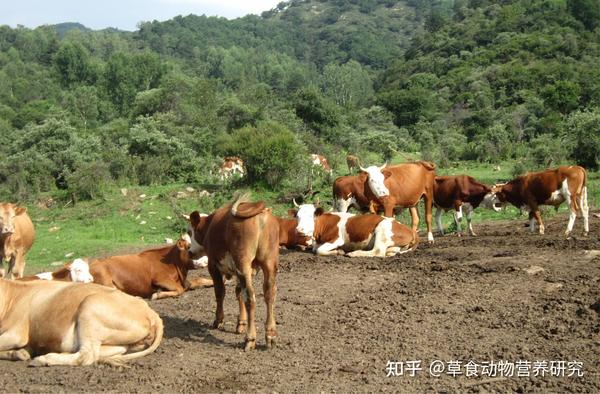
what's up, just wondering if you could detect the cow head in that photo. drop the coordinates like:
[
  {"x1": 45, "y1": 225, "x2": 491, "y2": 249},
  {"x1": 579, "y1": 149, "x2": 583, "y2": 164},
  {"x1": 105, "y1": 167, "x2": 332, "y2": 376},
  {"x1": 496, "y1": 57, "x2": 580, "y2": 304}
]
[
  {"x1": 186, "y1": 211, "x2": 210, "y2": 259},
  {"x1": 180, "y1": 233, "x2": 208, "y2": 268},
  {"x1": 481, "y1": 183, "x2": 506, "y2": 212},
  {"x1": 0, "y1": 203, "x2": 26, "y2": 235},
  {"x1": 292, "y1": 199, "x2": 324, "y2": 242},
  {"x1": 359, "y1": 163, "x2": 389, "y2": 198},
  {"x1": 69, "y1": 258, "x2": 94, "y2": 283}
]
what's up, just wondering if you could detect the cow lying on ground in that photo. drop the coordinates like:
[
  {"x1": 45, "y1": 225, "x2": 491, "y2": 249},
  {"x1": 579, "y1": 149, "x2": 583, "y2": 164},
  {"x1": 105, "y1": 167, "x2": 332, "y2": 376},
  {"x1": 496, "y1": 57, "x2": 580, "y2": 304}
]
[
  {"x1": 0, "y1": 203, "x2": 35, "y2": 279},
  {"x1": 276, "y1": 215, "x2": 311, "y2": 250},
  {"x1": 488, "y1": 165, "x2": 589, "y2": 236},
  {"x1": 433, "y1": 175, "x2": 500, "y2": 236},
  {"x1": 0, "y1": 279, "x2": 163, "y2": 366},
  {"x1": 89, "y1": 235, "x2": 212, "y2": 300},
  {"x1": 293, "y1": 202, "x2": 418, "y2": 257},
  {"x1": 19, "y1": 258, "x2": 93, "y2": 283},
  {"x1": 361, "y1": 161, "x2": 436, "y2": 243},
  {"x1": 188, "y1": 194, "x2": 279, "y2": 351}
]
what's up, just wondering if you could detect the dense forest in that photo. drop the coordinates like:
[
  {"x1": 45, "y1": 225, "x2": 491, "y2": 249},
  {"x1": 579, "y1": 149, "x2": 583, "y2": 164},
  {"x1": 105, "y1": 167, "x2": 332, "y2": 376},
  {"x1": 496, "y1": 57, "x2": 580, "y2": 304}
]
[{"x1": 0, "y1": 0, "x2": 598, "y2": 202}]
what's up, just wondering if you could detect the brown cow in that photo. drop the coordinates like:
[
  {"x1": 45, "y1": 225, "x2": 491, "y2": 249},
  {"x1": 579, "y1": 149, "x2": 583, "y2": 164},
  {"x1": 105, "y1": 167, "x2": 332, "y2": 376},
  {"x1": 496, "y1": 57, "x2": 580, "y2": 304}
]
[
  {"x1": 19, "y1": 258, "x2": 94, "y2": 283},
  {"x1": 188, "y1": 194, "x2": 279, "y2": 351},
  {"x1": 361, "y1": 161, "x2": 436, "y2": 243},
  {"x1": 311, "y1": 153, "x2": 333, "y2": 175},
  {"x1": 0, "y1": 279, "x2": 163, "y2": 366},
  {"x1": 89, "y1": 235, "x2": 212, "y2": 300},
  {"x1": 346, "y1": 154, "x2": 360, "y2": 173},
  {"x1": 433, "y1": 175, "x2": 500, "y2": 236},
  {"x1": 332, "y1": 173, "x2": 371, "y2": 212},
  {"x1": 219, "y1": 156, "x2": 245, "y2": 180},
  {"x1": 293, "y1": 203, "x2": 418, "y2": 256},
  {"x1": 276, "y1": 215, "x2": 311, "y2": 250},
  {"x1": 488, "y1": 166, "x2": 589, "y2": 236},
  {"x1": 0, "y1": 203, "x2": 35, "y2": 279}
]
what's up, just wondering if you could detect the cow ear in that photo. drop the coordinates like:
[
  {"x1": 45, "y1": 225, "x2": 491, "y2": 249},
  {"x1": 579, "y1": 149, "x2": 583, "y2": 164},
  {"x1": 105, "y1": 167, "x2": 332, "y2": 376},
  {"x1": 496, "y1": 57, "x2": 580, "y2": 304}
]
[
  {"x1": 315, "y1": 207, "x2": 325, "y2": 217},
  {"x1": 288, "y1": 209, "x2": 297, "y2": 218},
  {"x1": 381, "y1": 169, "x2": 392, "y2": 179},
  {"x1": 176, "y1": 238, "x2": 187, "y2": 251},
  {"x1": 15, "y1": 206, "x2": 27, "y2": 215},
  {"x1": 189, "y1": 211, "x2": 201, "y2": 228},
  {"x1": 358, "y1": 172, "x2": 368, "y2": 181}
]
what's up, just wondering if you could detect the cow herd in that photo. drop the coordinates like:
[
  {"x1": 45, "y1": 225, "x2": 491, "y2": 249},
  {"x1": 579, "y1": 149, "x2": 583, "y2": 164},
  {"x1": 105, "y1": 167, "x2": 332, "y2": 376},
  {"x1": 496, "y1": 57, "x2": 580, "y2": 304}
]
[{"x1": 0, "y1": 159, "x2": 590, "y2": 366}]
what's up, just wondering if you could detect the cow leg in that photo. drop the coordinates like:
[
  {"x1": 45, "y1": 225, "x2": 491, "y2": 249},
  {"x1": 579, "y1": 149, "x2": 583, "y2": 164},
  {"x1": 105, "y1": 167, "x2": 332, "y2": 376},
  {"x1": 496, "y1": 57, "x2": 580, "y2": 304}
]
[
  {"x1": 0, "y1": 331, "x2": 28, "y2": 359},
  {"x1": 465, "y1": 204, "x2": 476, "y2": 236},
  {"x1": 532, "y1": 208, "x2": 545, "y2": 235},
  {"x1": 14, "y1": 249, "x2": 26, "y2": 279},
  {"x1": 315, "y1": 241, "x2": 345, "y2": 256},
  {"x1": 30, "y1": 351, "x2": 90, "y2": 367},
  {"x1": 425, "y1": 197, "x2": 434, "y2": 243},
  {"x1": 435, "y1": 206, "x2": 444, "y2": 236},
  {"x1": 409, "y1": 206, "x2": 420, "y2": 233},
  {"x1": 187, "y1": 277, "x2": 214, "y2": 289},
  {"x1": 209, "y1": 262, "x2": 226, "y2": 330},
  {"x1": 0, "y1": 349, "x2": 30, "y2": 361},
  {"x1": 565, "y1": 197, "x2": 577, "y2": 237},
  {"x1": 151, "y1": 280, "x2": 186, "y2": 300},
  {"x1": 235, "y1": 279, "x2": 248, "y2": 334},
  {"x1": 528, "y1": 212, "x2": 537, "y2": 233},
  {"x1": 453, "y1": 202, "x2": 463, "y2": 236},
  {"x1": 262, "y1": 260, "x2": 278, "y2": 349},
  {"x1": 581, "y1": 186, "x2": 589, "y2": 236},
  {"x1": 238, "y1": 264, "x2": 257, "y2": 352}
]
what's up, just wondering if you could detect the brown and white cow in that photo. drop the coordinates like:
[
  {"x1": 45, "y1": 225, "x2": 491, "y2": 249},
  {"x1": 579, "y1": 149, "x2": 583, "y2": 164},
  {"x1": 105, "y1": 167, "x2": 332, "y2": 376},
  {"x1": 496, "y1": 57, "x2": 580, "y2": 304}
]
[
  {"x1": 361, "y1": 161, "x2": 436, "y2": 243},
  {"x1": 89, "y1": 235, "x2": 212, "y2": 300},
  {"x1": 0, "y1": 279, "x2": 163, "y2": 366},
  {"x1": 293, "y1": 202, "x2": 418, "y2": 257},
  {"x1": 0, "y1": 203, "x2": 35, "y2": 279},
  {"x1": 19, "y1": 258, "x2": 94, "y2": 283},
  {"x1": 188, "y1": 195, "x2": 279, "y2": 351},
  {"x1": 219, "y1": 156, "x2": 245, "y2": 180},
  {"x1": 310, "y1": 153, "x2": 333, "y2": 175},
  {"x1": 488, "y1": 165, "x2": 589, "y2": 236},
  {"x1": 433, "y1": 175, "x2": 500, "y2": 236},
  {"x1": 346, "y1": 154, "x2": 360, "y2": 173},
  {"x1": 276, "y1": 215, "x2": 311, "y2": 250},
  {"x1": 332, "y1": 172, "x2": 371, "y2": 212}
]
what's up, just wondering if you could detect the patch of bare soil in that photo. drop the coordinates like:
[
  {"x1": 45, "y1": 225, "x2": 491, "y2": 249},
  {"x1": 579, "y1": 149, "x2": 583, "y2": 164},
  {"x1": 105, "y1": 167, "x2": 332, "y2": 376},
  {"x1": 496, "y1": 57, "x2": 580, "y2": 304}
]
[{"x1": 1, "y1": 215, "x2": 599, "y2": 392}]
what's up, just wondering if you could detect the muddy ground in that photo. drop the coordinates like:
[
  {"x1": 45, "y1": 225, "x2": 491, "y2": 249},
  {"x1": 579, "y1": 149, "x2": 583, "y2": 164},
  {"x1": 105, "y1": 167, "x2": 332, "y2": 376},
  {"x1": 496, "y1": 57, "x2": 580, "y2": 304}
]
[{"x1": 1, "y1": 214, "x2": 599, "y2": 392}]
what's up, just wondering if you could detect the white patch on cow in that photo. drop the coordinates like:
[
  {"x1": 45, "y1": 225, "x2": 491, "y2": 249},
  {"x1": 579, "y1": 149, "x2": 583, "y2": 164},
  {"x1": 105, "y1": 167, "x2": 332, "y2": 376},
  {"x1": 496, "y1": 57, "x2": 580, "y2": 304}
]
[
  {"x1": 482, "y1": 192, "x2": 502, "y2": 212},
  {"x1": 192, "y1": 255, "x2": 208, "y2": 268},
  {"x1": 427, "y1": 231, "x2": 434, "y2": 243},
  {"x1": 70, "y1": 258, "x2": 93, "y2": 283},
  {"x1": 333, "y1": 196, "x2": 356, "y2": 213},
  {"x1": 314, "y1": 212, "x2": 353, "y2": 256},
  {"x1": 35, "y1": 272, "x2": 53, "y2": 280},
  {"x1": 370, "y1": 218, "x2": 394, "y2": 256},
  {"x1": 218, "y1": 253, "x2": 237, "y2": 276},
  {"x1": 581, "y1": 186, "x2": 589, "y2": 234},
  {"x1": 455, "y1": 205, "x2": 463, "y2": 220},
  {"x1": 187, "y1": 224, "x2": 204, "y2": 256},
  {"x1": 364, "y1": 166, "x2": 389, "y2": 198},
  {"x1": 182, "y1": 233, "x2": 191, "y2": 244},
  {"x1": 311, "y1": 154, "x2": 321, "y2": 166},
  {"x1": 295, "y1": 204, "x2": 317, "y2": 238}
]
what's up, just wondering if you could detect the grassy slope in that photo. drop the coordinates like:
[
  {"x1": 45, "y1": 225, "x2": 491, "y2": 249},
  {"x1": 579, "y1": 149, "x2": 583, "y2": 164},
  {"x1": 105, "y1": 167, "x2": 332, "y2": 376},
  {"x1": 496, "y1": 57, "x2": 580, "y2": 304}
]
[{"x1": 23, "y1": 160, "x2": 598, "y2": 274}]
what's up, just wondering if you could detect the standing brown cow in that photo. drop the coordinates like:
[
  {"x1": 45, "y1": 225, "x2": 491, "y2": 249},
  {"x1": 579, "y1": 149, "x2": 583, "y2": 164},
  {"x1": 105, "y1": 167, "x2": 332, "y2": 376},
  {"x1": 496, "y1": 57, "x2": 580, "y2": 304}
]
[
  {"x1": 188, "y1": 195, "x2": 279, "y2": 351},
  {"x1": 0, "y1": 203, "x2": 35, "y2": 279},
  {"x1": 361, "y1": 161, "x2": 436, "y2": 243},
  {"x1": 346, "y1": 154, "x2": 360, "y2": 173}
]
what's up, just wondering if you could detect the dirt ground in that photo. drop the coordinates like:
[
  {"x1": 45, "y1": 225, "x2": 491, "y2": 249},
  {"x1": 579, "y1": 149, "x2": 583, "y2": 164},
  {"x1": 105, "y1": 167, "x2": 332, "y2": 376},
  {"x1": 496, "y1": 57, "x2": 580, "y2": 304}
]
[{"x1": 1, "y1": 214, "x2": 599, "y2": 392}]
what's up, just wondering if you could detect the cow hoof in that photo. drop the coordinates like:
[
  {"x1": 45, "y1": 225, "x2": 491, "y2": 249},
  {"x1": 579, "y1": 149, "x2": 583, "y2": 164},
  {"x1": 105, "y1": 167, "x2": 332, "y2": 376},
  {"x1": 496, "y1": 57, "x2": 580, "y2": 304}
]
[
  {"x1": 12, "y1": 349, "x2": 31, "y2": 361},
  {"x1": 244, "y1": 339, "x2": 256, "y2": 352},
  {"x1": 266, "y1": 335, "x2": 277, "y2": 349},
  {"x1": 212, "y1": 320, "x2": 224, "y2": 330},
  {"x1": 151, "y1": 293, "x2": 159, "y2": 301},
  {"x1": 29, "y1": 357, "x2": 48, "y2": 367},
  {"x1": 236, "y1": 321, "x2": 247, "y2": 334}
]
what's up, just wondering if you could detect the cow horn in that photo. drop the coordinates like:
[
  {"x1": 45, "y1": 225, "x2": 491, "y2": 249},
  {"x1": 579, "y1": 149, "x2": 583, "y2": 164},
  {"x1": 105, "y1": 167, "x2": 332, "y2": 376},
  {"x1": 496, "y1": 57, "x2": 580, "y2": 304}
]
[
  {"x1": 293, "y1": 198, "x2": 300, "y2": 208},
  {"x1": 359, "y1": 165, "x2": 367, "y2": 172},
  {"x1": 379, "y1": 162, "x2": 387, "y2": 171},
  {"x1": 182, "y1": 214, "x2": 190, "y2": 220}
]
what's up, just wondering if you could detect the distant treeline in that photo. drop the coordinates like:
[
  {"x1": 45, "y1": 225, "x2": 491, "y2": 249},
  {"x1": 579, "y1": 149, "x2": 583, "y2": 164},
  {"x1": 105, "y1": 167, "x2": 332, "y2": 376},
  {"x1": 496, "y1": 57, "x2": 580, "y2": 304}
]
[{"x1": 0, "y1": 0, "x2": 598, "y2": 202}]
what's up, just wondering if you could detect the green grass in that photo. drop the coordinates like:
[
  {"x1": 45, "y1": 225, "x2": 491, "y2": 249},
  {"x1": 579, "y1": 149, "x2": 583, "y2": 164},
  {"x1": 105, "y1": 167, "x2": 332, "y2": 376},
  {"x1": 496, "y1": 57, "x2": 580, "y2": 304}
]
[{"x1": 19, "y1": 161, "x2": 599, "y2": 274}]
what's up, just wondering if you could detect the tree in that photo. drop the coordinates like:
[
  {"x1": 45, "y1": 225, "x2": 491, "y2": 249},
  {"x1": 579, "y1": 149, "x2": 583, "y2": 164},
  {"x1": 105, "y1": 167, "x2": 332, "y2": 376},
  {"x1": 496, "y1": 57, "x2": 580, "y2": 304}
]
[
  {"x1": 54, "y1": 41, "x2": 92, "y2": 87},
  {"x1": 563, "y1": 109, "x2": 600, "y2": 170}
]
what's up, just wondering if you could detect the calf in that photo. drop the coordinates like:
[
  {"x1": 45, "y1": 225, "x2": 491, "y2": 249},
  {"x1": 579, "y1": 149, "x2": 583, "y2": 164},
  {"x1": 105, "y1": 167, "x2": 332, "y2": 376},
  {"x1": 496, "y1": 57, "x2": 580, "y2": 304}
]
[
  {"x1": 188, "y1": 194, "x2": 279, "y2": 351},
  {"x1": 19, "y1": 258, "x2": 93, "y2": 283},
  {"x1": 89, "y1": 235, "x2": 212, "y2": 300},
  {"x1": 361, "y1": 161, "x2": 436, "y2": 243},
  {"x1": 488, "y1": 165, "x2": 589, "y2": 236},
  {"x1": 0, "y1": 203, "x2": 35, "y2": 279},
  {"x1": 433, "y1": 175, "x2": 500, "y2": 236},
  {"x1": 332, "y1": 173, "x2": 371, "y2": 212},
  {"x1": 311, "y1": 153, "x2": 333, "y2": 175},
  {"x1": 294, "y1": 203, "x2": 418, "y2": 257},
  {"x1": 0, "y1": 279, "x2": 163, "y2": 366},
  {"x1": 219, "y1": 156, "x2": 245, "y2": 180}
]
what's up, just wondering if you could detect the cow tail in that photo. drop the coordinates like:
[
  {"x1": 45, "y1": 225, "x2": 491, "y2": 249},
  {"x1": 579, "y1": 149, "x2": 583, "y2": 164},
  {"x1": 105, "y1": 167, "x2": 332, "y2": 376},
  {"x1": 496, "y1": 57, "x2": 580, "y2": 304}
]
[{"x1": 108, "y1": 310, "x2": 164, "y2": 363}]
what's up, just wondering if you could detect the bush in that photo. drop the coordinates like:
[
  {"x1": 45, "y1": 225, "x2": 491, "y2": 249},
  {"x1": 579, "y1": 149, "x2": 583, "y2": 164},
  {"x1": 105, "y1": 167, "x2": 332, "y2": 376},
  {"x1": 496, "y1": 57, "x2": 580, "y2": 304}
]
[
  {"x1": 66, "y1": 161, "x2": 113, "y2": 201},
  {"x1": 562, "y1": 109, "x2": 600, "y2": 170}
]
